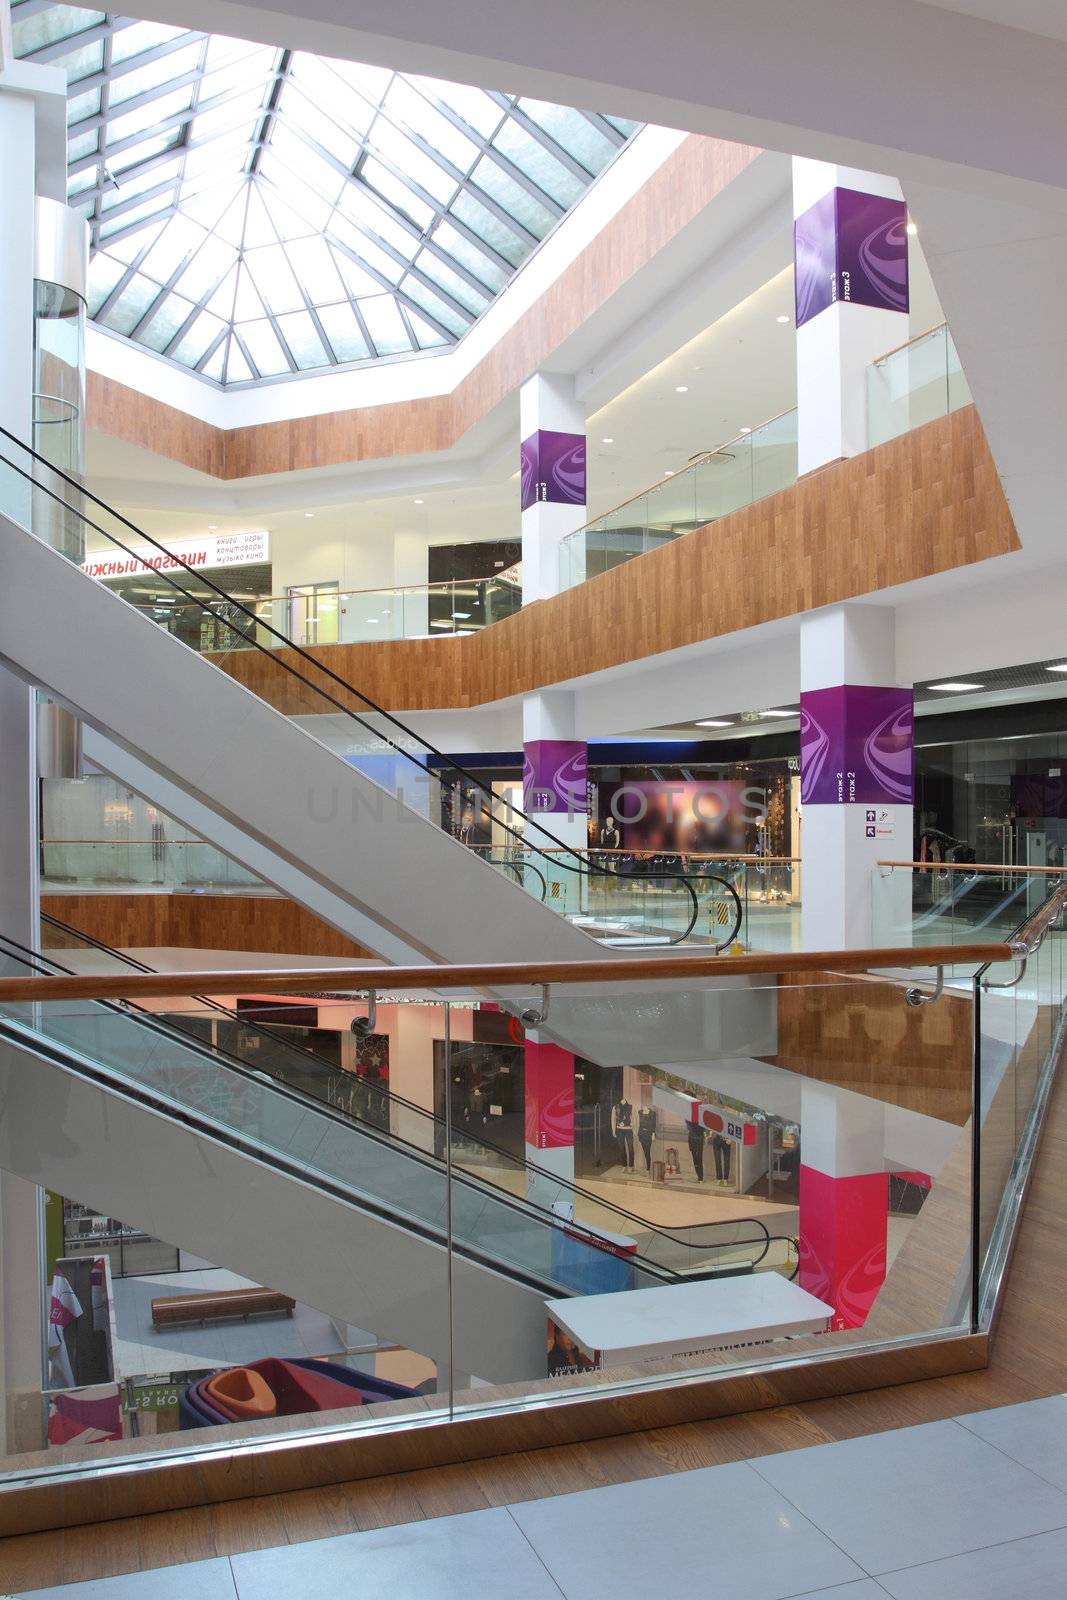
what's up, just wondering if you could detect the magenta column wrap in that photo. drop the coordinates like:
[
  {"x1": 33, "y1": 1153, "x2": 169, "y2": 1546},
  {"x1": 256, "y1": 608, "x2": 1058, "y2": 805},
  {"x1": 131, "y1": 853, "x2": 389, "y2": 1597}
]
[
  {"x1": 794, "y1": 187, "x2": 909, "y2": 328},
  {"x1": 800, "y1": 684, "x2": 914, "y2": 807},
  {"x1": 523, "y1": 740, "x2": 588, "y2": 817},
  {"x1": 520, "y1": 429, "x2": 587, "y2": 509}
]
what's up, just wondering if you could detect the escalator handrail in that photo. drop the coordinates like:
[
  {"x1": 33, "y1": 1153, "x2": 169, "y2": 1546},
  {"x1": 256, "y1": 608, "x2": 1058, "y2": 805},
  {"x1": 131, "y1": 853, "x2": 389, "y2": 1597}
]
[
  {"x1": 35, "y1": 911, "x2": 770, "y2": 1261},
  {"x1": 0, "y1": 429, "x2": 715, "y2": 946}
]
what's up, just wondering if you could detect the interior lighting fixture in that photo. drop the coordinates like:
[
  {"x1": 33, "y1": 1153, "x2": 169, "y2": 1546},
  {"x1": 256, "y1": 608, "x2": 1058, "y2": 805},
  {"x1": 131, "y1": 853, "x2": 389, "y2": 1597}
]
[
  {"x1": 414, "y1": 498, "x2": 424, "y2": 505},
  {"x1": 1046, "y1": 664, "x2": 1067, "y2": 673},
  {"x1": 663, "y1": 469, "x2": 675, "y2": 476},
  {"x1": 304, "y1": 513, "x2": 313, "y2": 519},
  {"x1": 696, "y1": 719, "x2": 734, "y2": 728},
  {"x1": 927, "y1": 681, "x2": 984, "y2": 692},
  {"x1": 776, "y1": 315, "x2": 790, "y2": 324},
  {"x1": 739, "y1": 426, "x2": 752, "y2": 434},
  {"x1": 675, "y1": 385, "x2": 689, "y2": 393},
  {"x1": 758, "y1": 709, "x2": 795, "y2": 718},
  {"x1": 451, "y1": 610, "x2": 471, "y2": 619},
  {"x1": 207, "y1": 523, "x2": 217, "y2": 531},
  {"x1": 430, "y1": 618, "x2": 452, "y2": 628},
  {"x1": 906, "y1": 221, "x2": 918, "y2": 235},
  {"x1": 602, "y1": 437, "x2": 614, "y2": 444}
]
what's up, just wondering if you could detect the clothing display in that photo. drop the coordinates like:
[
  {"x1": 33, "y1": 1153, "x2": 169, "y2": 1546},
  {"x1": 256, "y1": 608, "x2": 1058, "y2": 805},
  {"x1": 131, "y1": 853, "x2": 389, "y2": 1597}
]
[
  {"x1": 637, "y1": 1107, "x2": 657, "y2": 1171},
  {"x1": 711, "y1": 1130, "x2": 733, "y2": 1182},
  {"x1": 686, "y1": 1118, "x2": 706, "y2": 1182},
  {"x1": 611, "y1": 1099, "x2": 635, "y2": 1169}
]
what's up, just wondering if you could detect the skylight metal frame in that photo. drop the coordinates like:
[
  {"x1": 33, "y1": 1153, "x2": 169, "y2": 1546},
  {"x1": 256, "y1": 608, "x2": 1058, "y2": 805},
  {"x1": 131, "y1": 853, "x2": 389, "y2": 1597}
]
[{"x1": 13, "y1": 2, "x2": 637, "y2": 384}]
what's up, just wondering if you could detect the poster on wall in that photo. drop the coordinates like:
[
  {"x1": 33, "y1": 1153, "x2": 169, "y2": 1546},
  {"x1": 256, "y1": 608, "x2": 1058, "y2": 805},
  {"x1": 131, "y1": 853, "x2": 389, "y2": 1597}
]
[
  {"x1": 594, "y1": 779, "x2": 754, "y2": 854},
  {"x1": 547, "y1": 1318, "x2": 601, "y2": 1377}
]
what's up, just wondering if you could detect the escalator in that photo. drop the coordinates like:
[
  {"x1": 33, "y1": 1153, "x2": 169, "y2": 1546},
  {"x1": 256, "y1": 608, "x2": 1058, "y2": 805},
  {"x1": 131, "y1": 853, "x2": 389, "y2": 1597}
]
[
  {"x1": 0, "y1": 925, "x2": 782, "y2": 1384},
  {"x1": 0, "y1": 428, "x2": 755, "y2": 1064}
]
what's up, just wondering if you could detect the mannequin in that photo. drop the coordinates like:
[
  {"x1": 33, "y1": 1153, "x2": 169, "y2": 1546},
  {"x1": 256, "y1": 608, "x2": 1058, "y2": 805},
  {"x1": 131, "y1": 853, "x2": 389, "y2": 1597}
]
[
  {"x1": 711, "y1": 1130, "x2": 732, "y2": 1184},
  {"x1": 637, "y1": 1106, "x2": 657, "y2": 1172},
  {"x1": 686, "y1": 1118, "x2": 706, "y2": 1182},
  {"x1": 611, "y1": 1098, "x2": 635, "y2": 1170}
]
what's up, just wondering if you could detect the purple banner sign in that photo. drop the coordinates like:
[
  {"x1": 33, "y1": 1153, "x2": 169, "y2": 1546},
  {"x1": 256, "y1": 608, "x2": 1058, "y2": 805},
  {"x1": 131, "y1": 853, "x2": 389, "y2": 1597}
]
[
  {"x1": 523, "y1": 740, "x2": 588, "y2": 815},
  {"x1": 794, "y1": 188, "x2": 909, "y2": 328},
  {"x1": 520, "y1": 430, "x2": 586, "y2": 511},
  {"x1": 800, "y1": 685, "x2": 914, "y2": 805}
]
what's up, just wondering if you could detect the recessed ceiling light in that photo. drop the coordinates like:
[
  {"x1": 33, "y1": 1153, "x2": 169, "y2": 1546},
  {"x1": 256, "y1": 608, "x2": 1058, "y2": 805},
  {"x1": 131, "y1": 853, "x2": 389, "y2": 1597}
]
[
  {"x1": 207, "y1": 524, "x2": 217, "y2": 531},
  {"x1": 696, "y1": 719, "x2": 734, "y2": 728},
  {"x1": 906, "y1": 221, "x2": 918, "y2": 235},
  {"x1": 675, "y1": 385, "x2": 689, "y2": 393},
  {"x1": 304, "y1": 512, "x2": 313, "y2": 519},
  {"x1": 414, "y1": 498, "x2": 424, "y2": 505},
  {"x1": 663, "y1": 470, "x2": 675, "y2": 477},
  {"x1": 776, "y1": 315, "x2": 790, "y2": 324},
  {"x1": 1047, "y1": 664, "x2": 1067, "y2": 673},
  {"x1": 758, "y1": 709, "x2": 795, "y2": 718},
  {"x1": 602, "y1": 437, "x2": 614, "y2": 444},
  {"x1": 739, "y1": 426, "x2": 752, "y2": 434},
  {"x1": 927, "y1": 681, "x2": 984, "y2": 692}
]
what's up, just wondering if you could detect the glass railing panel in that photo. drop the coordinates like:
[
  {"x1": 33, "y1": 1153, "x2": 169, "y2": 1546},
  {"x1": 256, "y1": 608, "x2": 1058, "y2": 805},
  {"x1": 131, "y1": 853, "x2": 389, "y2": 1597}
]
[
  {"x1": 867, "y1": 324, "x2": 972, "y2": 448},
  {"x1": 449, "y1": 963, "x2": 980, "y2": 1416},
  {"x1": 751, "y1": 409, "x2": 799, "y2": 502},
  {"x1": 872, "y1": 863, "x2": 1050, "y2": 949}
]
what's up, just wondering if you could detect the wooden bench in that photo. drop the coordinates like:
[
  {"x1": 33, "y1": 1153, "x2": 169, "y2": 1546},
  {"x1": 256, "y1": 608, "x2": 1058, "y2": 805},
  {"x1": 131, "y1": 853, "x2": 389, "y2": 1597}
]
[{"x1": 151, "y1": 1287, "x2": 296, "y2": 1330}]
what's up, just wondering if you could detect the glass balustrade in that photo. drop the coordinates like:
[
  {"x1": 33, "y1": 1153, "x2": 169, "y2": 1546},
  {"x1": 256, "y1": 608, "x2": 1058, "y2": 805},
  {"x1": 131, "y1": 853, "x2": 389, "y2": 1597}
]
[
  {"x1": 867, "y1": 321, "x2": 972, "y2": 447},
  {"x1": 558, "y1": 410, "x2": 799, "y2": 590},
  {"x1": 3, "y1": 884, "x2": 1063, "y2": 1491}
]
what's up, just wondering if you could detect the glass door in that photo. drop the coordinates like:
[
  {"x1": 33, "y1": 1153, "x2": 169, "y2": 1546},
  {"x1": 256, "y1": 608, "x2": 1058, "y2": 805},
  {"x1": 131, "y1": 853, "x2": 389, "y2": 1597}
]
[{"x1": 288, "y1": 581, "x2": 339, "y2": 645}]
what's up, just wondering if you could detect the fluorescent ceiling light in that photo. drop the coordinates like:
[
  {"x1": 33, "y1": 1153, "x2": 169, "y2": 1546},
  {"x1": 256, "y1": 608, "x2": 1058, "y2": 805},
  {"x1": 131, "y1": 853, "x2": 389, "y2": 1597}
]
[
  {"x1": 927, "y1": 681, "x2": 984, "y2": 692},
  {"x1": 1046, "y1": 664, "x2": 1067, "y2": 673},
  {"x1": 696, "y1": 719, "x2": 734, "y2": 728},
  {"x1": 602, "y1": 437, "x2": 614, "y2": 444},
  {"x1": 663, "y1": 469, "x2": 675, "y2": 476},
  {"x1": 776, "y1": 315, "x2": 790, "y2": 324},
  {"x1": 451, "y1": 610, "x2": 471, "y2": 619},
  {"x1": 759, "y1": 709, "x2": 795, "y2": 718},
  {"x1": 675, "y1": 385, "x2": 689, "y2": 393},
  {"x1": 739, "y1": 426, "x2": 752, "y2": 434}
]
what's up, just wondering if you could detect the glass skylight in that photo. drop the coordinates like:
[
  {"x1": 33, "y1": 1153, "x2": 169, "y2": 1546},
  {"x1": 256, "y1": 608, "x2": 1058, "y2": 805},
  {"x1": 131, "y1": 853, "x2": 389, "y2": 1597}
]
[{"x1": 13, "y1": 5, "x2": 639, "y2": 384}]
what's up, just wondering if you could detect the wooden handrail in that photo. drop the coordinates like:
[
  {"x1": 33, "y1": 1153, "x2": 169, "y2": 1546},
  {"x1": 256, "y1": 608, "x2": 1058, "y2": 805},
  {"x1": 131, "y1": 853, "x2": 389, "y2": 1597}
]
[
  {"x1": 1012, "y1": 881, "x2": 1067, "y2": 954},
  {"x1": 880, "y1": 859, "x2": 1067, "y2": 875},
  {"x1": 0, "y1": 942, "x2": 1013, "y2": 1003}
]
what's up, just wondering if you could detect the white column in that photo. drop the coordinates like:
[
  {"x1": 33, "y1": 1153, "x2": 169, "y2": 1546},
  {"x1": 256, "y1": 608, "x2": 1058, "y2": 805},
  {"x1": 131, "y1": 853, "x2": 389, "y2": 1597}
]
[
  {"x1": 519, "y1": 373, "x2": 586, "y2": 603},
  {"x1": 799, "y1": 605, "x2": 913, "y2": 950},
  {"x1": 522, "y1": 692, "x2": 588, "y2": 915},
  {"x1": 0, "y1": 78, "x2": 44, "y2": 1457},
  {"x1": 793, "y1": 159, "x2": 910, "y2": 476}
]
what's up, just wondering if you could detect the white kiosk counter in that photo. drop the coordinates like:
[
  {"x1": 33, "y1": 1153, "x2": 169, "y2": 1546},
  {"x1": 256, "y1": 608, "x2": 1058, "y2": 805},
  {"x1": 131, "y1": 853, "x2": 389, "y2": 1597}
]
[{"x1": 545, "y1": 1274, "x2": 834, "y2": 1369}]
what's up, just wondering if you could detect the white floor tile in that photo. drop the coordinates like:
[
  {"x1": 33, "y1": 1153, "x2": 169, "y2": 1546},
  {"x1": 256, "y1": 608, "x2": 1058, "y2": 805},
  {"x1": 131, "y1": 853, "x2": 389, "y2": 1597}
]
[
  {"x1": 18, "y1": 1555, "x2": 237, "y2": 1599},
  {"x1": 749, "y1": 1418, "x2": 1067, "y2": 1574},
  {"x1": 229, "y1": 1507, "x2": 563, "y2": 1600},
  {"x1": 878, "y1": 1525, "x2": 1067, "y2": 1599},
  {"x1": 509, "y1": 1461, "x2": 863, "y2": 1599},
  {"x1": 954, "y1": 1395, "x2": 1067, "y2": 1491}
]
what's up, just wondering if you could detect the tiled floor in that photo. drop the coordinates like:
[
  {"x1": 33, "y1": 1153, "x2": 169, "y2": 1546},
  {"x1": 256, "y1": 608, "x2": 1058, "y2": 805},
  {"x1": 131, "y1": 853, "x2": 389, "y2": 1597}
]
[{"x1": 18, "y1": 1396, "x2": 1067, "y2": 1598}]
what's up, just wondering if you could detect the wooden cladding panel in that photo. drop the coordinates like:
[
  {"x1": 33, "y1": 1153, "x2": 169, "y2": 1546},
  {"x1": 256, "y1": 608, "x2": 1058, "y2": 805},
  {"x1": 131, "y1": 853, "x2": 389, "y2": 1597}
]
[
  {"x1": 40, "y1": 894, "x2": 371, "y2": 960},
  {"x1": 211, "y1": 406, "x2": 1018, "y2": 714},
  {"x1": 88, "y1": 137, "x2": 760, "y2": 478},
  {"x1": 764, "y1": 969, "x2": 974, "y2": 1125}
]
